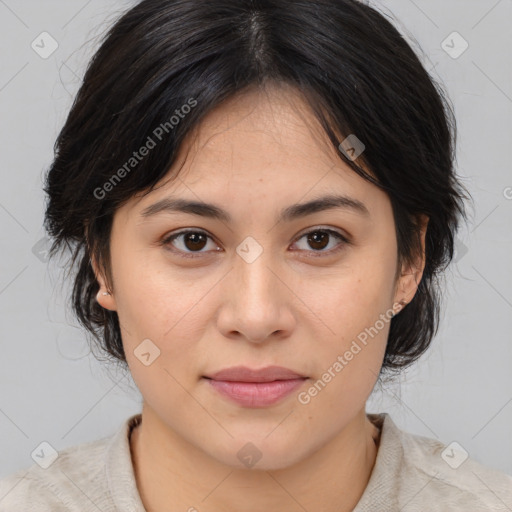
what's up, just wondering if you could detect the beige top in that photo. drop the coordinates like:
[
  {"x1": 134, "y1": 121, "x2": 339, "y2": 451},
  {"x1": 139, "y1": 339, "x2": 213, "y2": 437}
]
[{"x1": 1, "y1": 412, "x2": 511, "y2": 511}]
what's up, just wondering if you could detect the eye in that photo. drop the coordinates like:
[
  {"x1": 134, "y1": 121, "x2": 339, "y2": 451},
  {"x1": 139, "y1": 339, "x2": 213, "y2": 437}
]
[
  {"x1": 291, "y1": 228, "x2": 349, "y2": 257},
  {"x1": 161, "y1": 229, "x2": 220, "y2": 258},
  {"x1": 160, "y1": 227, "x2": 350, "y2": 259}
]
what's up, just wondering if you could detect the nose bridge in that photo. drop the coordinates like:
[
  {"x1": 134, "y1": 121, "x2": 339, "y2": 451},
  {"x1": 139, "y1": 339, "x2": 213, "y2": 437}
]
[
  {"x1": 217, "y1": 237, "x2": 295, "y2": 342},
  {"x1": 234, "y1": 241, "x2": 280, "y2": 312}
]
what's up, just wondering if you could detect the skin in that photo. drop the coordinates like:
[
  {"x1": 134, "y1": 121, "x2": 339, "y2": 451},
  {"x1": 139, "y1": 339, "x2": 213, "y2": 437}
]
[{"x1": 93, "y1": 83, "x2": 427, "y2": 512}]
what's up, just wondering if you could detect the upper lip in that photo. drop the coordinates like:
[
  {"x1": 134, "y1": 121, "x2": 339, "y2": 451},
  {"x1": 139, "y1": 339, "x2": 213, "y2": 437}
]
[{"x1": 205, "y1": 365, "x2": 307, "y2": 382}]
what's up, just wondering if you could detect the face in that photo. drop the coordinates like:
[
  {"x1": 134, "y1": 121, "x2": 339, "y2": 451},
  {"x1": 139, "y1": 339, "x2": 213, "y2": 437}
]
[{"x1": 95, "y1": 84, "x2": 425, "y2": 470}]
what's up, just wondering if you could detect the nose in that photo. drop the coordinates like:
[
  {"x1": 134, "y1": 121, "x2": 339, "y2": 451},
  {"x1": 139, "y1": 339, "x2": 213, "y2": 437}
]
[{"x1": 215, "y1": 248, "x2": 296, "y2": 344}]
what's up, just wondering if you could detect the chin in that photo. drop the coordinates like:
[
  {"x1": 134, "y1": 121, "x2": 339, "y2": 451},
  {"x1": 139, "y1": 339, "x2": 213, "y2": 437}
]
[{"x1": 205, "y1": 434, "x2": 313, "y2": 472}]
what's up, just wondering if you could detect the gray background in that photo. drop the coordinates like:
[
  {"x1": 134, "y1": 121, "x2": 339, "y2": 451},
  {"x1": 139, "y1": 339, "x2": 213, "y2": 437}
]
[{"x1": 1, "y1": 0, "x2": 511, "y2": 481}]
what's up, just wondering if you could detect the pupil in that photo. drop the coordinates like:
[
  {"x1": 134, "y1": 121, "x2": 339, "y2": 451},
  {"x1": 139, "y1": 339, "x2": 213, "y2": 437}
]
[
  {"x1": 185, "y1": 233, "x2": 206, "y2": 251},
  {"x1": 308, "y1": 231, "x2": 328, "y2": 250}
]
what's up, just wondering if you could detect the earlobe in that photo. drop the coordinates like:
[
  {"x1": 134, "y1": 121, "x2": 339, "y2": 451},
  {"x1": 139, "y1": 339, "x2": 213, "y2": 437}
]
[
  {"x1": 96, "y1": 289, "x2": 117, "y2": 311},
  {"x1": 90, "y1": 253, "x2": 117, "y2": 311}
]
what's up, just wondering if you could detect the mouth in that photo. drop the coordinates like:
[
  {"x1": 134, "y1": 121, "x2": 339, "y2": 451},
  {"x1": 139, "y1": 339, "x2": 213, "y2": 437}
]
[
  {"x1": 203, "y1": 365, "x2": 308, "y2": 407},
  {"x1": 205, "y1": 365, "x2": 307, "y2": 382}
]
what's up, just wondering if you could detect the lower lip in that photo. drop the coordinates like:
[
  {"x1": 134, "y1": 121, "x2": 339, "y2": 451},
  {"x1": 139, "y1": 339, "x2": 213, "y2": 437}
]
[{"x1": 206, "y1": 378, "x2": 306, "y2": 407}]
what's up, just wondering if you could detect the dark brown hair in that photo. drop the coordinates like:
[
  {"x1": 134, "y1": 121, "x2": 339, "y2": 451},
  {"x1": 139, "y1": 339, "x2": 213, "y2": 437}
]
[{"x1": 43, "y1": 0, "x2": 470, "y2": 375}]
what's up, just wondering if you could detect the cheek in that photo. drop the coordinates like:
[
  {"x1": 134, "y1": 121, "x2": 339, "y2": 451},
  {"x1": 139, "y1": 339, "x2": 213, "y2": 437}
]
[
  {"x1": 302, "y1": 254, "x2": 395, "y2": 387},
  {"x1": 111, "y1": 244, "x2": 192, "y2": 337},
  {"x1": 119, "y1": 284, "x2": 203, "y2": 418},
  {"x1": 114, "y1": 256, "x2": 213, "y2": 390},
  {"x1": 298, "y1": 298, "x2": 390, "y2": 421},
  {"x1": 309, "y1": 254, "x2": 394, "y2": 330}
]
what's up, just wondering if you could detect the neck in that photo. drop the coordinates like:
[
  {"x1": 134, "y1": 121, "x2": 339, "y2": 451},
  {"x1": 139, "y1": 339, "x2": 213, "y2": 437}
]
[{"x1": 130, "y1": 403, "x2": 380, "y2": 512}]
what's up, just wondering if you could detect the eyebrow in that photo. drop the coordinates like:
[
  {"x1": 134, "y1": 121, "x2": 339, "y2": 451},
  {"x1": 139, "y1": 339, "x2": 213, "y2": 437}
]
[{"x1": 140, "y1": 194, "x2": 370, "y2": 223}]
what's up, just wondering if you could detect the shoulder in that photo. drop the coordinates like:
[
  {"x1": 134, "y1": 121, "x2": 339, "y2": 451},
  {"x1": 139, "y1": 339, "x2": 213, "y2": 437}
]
[
  {"x1": 0, "y1": 435, "x2": 111, "y2": 511},
  {"x1": 378, "y1": 413, "x2": 512, "y2": 511}
]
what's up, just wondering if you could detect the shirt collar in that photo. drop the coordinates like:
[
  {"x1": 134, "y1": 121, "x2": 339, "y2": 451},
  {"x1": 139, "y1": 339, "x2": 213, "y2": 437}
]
[
  {"x1": 105, "y1": 412, "x2": 146, "y2": 511},
  {"x1": 353, "y1": 412, "x2": 403, "y2": 511},
  {"x1": 105, "y1": 412, "x2": 400, "y2": 511}
]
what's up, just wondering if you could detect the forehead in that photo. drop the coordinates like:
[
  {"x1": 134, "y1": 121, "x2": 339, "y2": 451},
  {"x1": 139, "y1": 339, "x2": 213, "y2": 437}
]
[
  {"x1": 126, "y1": 84, "x2": 385, "y2": 220},
  {"x1": 185, "y1": 85, "x2": 339, "y2": 175}
]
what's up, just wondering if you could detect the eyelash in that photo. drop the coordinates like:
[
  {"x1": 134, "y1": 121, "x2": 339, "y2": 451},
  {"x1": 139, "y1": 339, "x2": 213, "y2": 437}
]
[{"x1": 159, "y1": 227, "x2": 351, "y2": 260}]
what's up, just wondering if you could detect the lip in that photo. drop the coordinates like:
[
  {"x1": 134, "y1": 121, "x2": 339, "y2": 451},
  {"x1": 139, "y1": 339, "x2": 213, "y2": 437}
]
[
  {"x1": 204, "y1": 366, "x2": 308, "y2": 408},
  {"x1": 206, "y1": 365, "x2": 307, "y2": 382}
]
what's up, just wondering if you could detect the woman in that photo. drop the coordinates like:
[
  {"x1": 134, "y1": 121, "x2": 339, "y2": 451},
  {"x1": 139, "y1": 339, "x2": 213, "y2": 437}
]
[{"x1": 1, "y1": 0, "x2": 511, "y2": 510}]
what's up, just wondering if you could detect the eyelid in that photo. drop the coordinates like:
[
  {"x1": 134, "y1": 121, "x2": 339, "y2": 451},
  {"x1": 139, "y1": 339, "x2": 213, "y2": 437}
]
[
  {"x1": 290, "y1": 226, "x2": 350, "y2": 258},
  {"x1": 293, "y1": 225, "x2": 349, "y2": 243},
  {"x1": 160, "y1": 228, "x2": 220, "y2": 259}
]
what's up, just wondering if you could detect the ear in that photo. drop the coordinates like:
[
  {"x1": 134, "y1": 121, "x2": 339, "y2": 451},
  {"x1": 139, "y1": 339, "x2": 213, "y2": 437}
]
[
  {"x1": 90, "y1": 252, "x2": 118, "y2": 311},
  {"x1": 393, "y1": 214, "x2": 429, "y2": 315}
]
